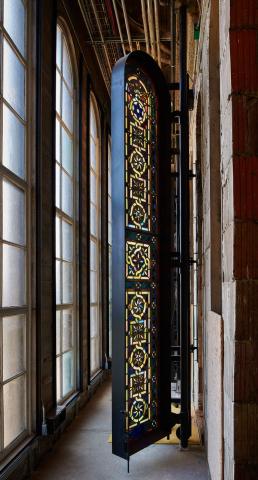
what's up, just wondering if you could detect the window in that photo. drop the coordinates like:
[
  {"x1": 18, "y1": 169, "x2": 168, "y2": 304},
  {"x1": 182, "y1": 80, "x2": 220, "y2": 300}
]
[
  {"x1": 0, "y1": 0, "x2": 33, "y2": 458},
  {"x1": 55, "y1": 24, "x2": 78, "y2": 403},
  {"x1": 90, "y1": 94, "x2": 102, "y2": 377},
  {"x1": 108, "y1": 136, "x2": 112, "y2": 357}
]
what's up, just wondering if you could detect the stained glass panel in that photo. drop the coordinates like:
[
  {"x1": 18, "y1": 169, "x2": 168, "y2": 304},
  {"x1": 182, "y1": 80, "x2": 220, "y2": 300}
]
[
  {"x1": 125, "y1": 74, "x2": 155, "y2": 232},
  {"x1": 125, "y1": 70, "x2": 159, "y2": 438},
  {"x1": 112, "y1": 51, "x2": 171, "y2": 460}
]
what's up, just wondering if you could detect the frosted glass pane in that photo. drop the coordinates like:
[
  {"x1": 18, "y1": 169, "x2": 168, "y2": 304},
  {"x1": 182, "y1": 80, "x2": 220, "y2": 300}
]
[
  {"x1": 55, "y1": 216, "x2": 61, "y2": 258},
  {"x1": 61, "y1": 127, "x2": 73, "y2": 175},
  {"x1": 90, "y1": 271, "x2": 97, "y2": 303},
  {"x1": 62, "y1": 261, "x2": 73, "y2": 304},
  {"x1": 90, "y1": 173, "x2": 97, "y2": 205},
  {"x1": 109, "y1": 274, "x2": 112, "y2": 300},
  {"x1": 56, "y1": 119, "x2": 60, "y2": 163},
  {"x1": 109, "y1": 323, "x2": 112, "y2": 357},
  {"x1": 3, "y1": 40, "x2": 25, "y2": 119},
  {"x1": 62, "y1": 82, "x2": 73, "y2": 132},
  {"x1": 56, "y1": 164, "x2": 61, "y2": 208},
  {"x1": 90, "y1": 306, "x2": 98, "y2": 338},
  {"x1": 63, "y1": 351, "x2": 74, "y2": 397},
  {"x1": 56, "y1": 27, "x2": 62, "y2": 69},
  {"x1": 108, "y1": 197, "x2": 112, "y2": 221},
  {"x1": 90, "y1": 138, "x2": 97, "y2": 170},
  {"x1": 2, "y1": 245, "x2": 25, "y2": 307},
  {"x1": 90, "y1": 338, "x2": 100, "y2": 376},
  {"x1": 90, "y1": 240, "x2": 97, "y2": 272},
  {"x1": 108, "y1": 248, "x2": 112, "y2": 283},
  {"x1": 90, "y1": 204, "x2": 97, "y2": 237},
  {"x1": 56, "y1": 70, "x2": 61, "y2": 115},
  {"x1": 90, "y1": 340, "x2": 96, "y2": 374},
  {"x1": 62, "y1": 171, "x2": 73, "y2": 217},
  {"x1": 4, "y1": 0, "x2": 25, "y2": 56},
  {"x1": 90, "y1": 105, "x2": 97, "y2": 140},
  {"x1": 3, "y1": 180, "x2": 25, "y2": 246},
  {"x1": 56, "y1": 356, "x2": 61, "y2": 402},
  {"x1": 62, "y1": 220, "x2": 73, "y2": 262},
  {"x1": 108, "y1": 170, "x2": 111, "y2": 196},
  {"x1": 56, "y1": 311, "x2": 61, "y2": 355},
  {"x1": 62, "y1": 309, "x2": 73, "y2": 352},
  {"x1": 4, "y1": 375, "x2": 26, "y2": 447},
  {"x1": 108, "y1": 222, "x2": 112, "y2": 244},
  {"x1": 63, "y1": 39, "x2": 73, "y2": 91},
  {"x1": 109, "y1": 295, "x2": 112, "y2": 357},
  {"x1": 56, "y1": 260, "x2": 61, "y2": 305},
  {"x1": 3, "y1": 104, "x2": 25, "y2": 178},
  {"x1": 3, "y1": 315, "x2": 26, "y2": 381}
]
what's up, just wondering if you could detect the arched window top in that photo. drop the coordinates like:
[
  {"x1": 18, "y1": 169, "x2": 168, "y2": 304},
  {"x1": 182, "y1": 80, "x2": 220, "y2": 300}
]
[
  {"x1": 57, "y1": 25, "x2": 73, "y2": 91},
  {"x1": 56, "y1": 22, "x2": 77, "y2": 136}
]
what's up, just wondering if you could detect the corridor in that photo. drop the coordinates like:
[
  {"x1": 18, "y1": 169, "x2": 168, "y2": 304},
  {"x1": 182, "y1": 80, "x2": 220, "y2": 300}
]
[{"x1": 31, "y1": 380, "x2": 209, "y2": 480}]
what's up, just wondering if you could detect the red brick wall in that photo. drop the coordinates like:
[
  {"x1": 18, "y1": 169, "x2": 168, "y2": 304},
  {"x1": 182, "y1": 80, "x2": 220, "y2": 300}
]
[{"x1": 230, "y1": 0, "x2": 258, "y2": 476}]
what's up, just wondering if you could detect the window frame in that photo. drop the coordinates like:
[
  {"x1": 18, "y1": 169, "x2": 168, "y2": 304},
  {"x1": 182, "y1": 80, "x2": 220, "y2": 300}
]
[
  {"x1": 107, "y1": 134, "x2": 112, "y2": 359},
  {"x1": 55, "y1": 19, "x2": 79, "y2": 405},
  {"x1": 0, "y1": 0, "x2": 36, "y2": 461},
  {"x1": 89, "y1": 92, "x2": 102, "y2": 380}
]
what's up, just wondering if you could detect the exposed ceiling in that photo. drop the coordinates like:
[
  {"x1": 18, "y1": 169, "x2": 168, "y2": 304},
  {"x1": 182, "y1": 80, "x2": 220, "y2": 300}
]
[{"x1": 78, "y1": 0, "x2": 175, "y2": 92}]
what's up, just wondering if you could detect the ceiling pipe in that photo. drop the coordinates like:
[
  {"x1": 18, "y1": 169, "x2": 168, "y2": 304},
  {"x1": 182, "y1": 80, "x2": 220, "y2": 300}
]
[
  {"x1": 147, "y1": 0, "x2": 156, "y2": 60},
  {"x1": 141, "y1": 0, "x2": 151, "y2": 55},
  {"x1": 111, "y1": 0, "x2": 126, "y2": 55},
  {"x1": 120, "y1": 0, "x2": 133, "y2": 52},
  {"x1": 154, "y1": 0, "x2": 161, "y2": 66},
  {"x1": 89, "y1": 0, "x2": 112, "y2": 73}
]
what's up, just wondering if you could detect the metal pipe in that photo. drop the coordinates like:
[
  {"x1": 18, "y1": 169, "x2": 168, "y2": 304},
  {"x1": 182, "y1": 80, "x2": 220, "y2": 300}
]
[
  {"x1": 89, "y1": 0, "x2": 112, "y2": 73},
  {"x1": 121, "y1": 0, "x2": 133, "y2": 52},
  {"x1": 179, "y1": 4, "x2": 191, "y2": 449},
  {"x1": 112, "y1": 0, "x2": 126, "y2": 55},
  {"x1": 147, "y1": 0, "x2": 156, "y2": 59},
  {"x1": 141, "y1": 0, "x2": 150, "y2": 54},
  {"x1": 154, "y1": 0, "x2": 161, "y2": 66}
]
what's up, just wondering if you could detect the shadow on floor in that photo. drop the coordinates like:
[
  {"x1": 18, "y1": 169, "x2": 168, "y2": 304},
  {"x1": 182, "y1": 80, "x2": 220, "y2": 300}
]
[{"x1": 31, "y1": 379, "x2": 209, "y2": 480}]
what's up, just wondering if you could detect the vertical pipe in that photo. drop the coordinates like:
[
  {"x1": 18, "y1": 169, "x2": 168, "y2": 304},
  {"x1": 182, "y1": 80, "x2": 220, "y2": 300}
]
[
  {"x1": 154, "y1": 0, "x2": 161, "y2": 66},
  {"x1": 147, "y1": 0, "x2": 156, "y2": 59},
  {"x1": 179, "y1": 4, "x2": 191, "y2": 448},
  {"x1": 121, "y1": 0, "x2": 133, "y2": 52},
  {"x1": 112, "y1": 0, "x2": 126, "y2": 56},
  {"x1": 141, "y1": 0, "x2": 150, "y2": 54}
]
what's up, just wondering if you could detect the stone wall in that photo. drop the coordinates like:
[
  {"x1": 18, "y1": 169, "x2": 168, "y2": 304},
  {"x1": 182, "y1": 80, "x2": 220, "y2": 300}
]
[{"x1": 191, "y1": 0, "x2": 258, "y2": 478}]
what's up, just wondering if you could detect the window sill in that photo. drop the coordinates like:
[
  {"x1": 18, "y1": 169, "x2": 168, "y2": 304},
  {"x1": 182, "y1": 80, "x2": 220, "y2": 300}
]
[
  {"x1": 90, "y1": 369, "x2": 103, "y2": 384},
  {"x1": 0, "y1": 434, "x2": 36, "y2": 478},
  {"x1": 46, "y1": 391, "x2": 80, "y2": 435}
]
